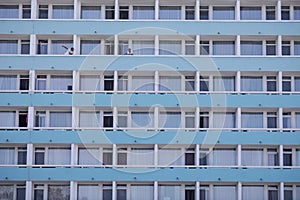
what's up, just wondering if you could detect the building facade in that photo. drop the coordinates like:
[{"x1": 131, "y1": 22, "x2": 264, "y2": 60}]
[{"x1": 0, "y1": 0, "x2": 300, "y2": 199}]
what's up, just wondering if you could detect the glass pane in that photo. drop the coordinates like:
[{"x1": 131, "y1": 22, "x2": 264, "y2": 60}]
[
  {"x1": 78, "y1": 185, "x2": 98, "y2": 199},
  {"x1": 294, "y1": 7, "x2": 300, "y2": 20},
  {"x1": 159, "y1": 41, "x2": 181, "y2": 55},
  {"x1": 213, "y1": 149, "x2": 236, "y2": 165},
  {"x1": 159, "y1": 76, "x2": 181, "y2": 91},
  {"x1": 213, "y1": 77, "x2": 235, "y2": 91},
  {"x1": 78, "y1": 148, "x2": 100, "y2": 165},
  {"x1": 0, "y1": 75, "x2": 17, "y2": 90},
  {"x1": 103, "y1": 189, "x2": 112, "y2": 200},
  {"x1": 0, "y1": 148, "x2": 15, "y2": 164},
  {"x1": 241, "y1": 113, "x2": 263, "y2": 128},
  {"x1": 213, "y1": 7, "x2": 235, "y2": 20},
  {"x1": 51, "y1": 40, "x2": 73, "y2": 55},
  {"x1": 79, "y1": 112, "x2": 100, "y2": 127},
  {"x1": 241, "y1": 77, "x2": 262, "y2": 91},
  {"x1": 295, "y1": 41, "x2": 300, "y2": 55},
  {"x1": 80, "y1": 75, "x2": 100, "y2": 91},
  {"x1": 80, "y1": 40, "x2": 101, "y2": 55},
  {"x1": 0, "y1": 5, "x2": 19, "y2": 18},
  {"x1": 16, "y1": 187, "x2": 25, "y2": 200},
  {"x1": 213, "y1": 41, "x2": 235, "y2": 55},
  {"x1": 50, "y1": 76, "x2": 72, "y2": 90},
  {"x1": 241, "y1": 41, "x2": 262, "y2": 55},
  {"x1": 159, "y1": 6, "x2": 181, "y2": 20},
  {"x1": 18, "y1": 150, "x2": 27, "y2": 165},
  {"x1": 131, "y1": 112, "x2": 154, "y2": 128},
  {"x1": 132, "y1": 40, "x2": 155, "y2": 55},
  {"x1": 48, "y1": 185, "x2": 70, "y2": 200},
  {"x1": 213, "y1": 113, "x2": 235, "y2": 128},
  {"x1": 158, "y1": 185, "x2": 181, "y2": 200},
  {"x1": 131, "y1": 185, "x2": 153, "y2": 200},
  {"x1": 296, "y1": 114, "x2": 300, "y2": 128},
  {"x1": 214, "y1": 186, "x2": 236, "y2": 200},
  {"x1": 158, "y1": 149, "x2": 182, "y2": 165},
  {"x1": 133, "y1": 6, "x2": 155, "y2": 20},
  {"x1": 242, "y1": 149, "x2": 263, "y2": 166},
  {"x1": 48, "y1": 148, "x2": 70, "y2": 165},
  {"x1": 81, "y1": 6, "x2": 101, "y2": 19},
  {"x1": 132, "y1": 76, "x2": 154, "y2": 91},
  {"x1": 0, "y1": 40, "x2": 18, "y2": 54},
  {"x1": 241, "y1": 7, "x2": 262, "y2": 20},
  {"x1": 129, "y1": 149, "x2": 154, "y2": 165},
  {"x1": 242, "y1": 186, "x2": 264, "y2": 200},
  {"x1": 52, "y1": 5, "x2": 74, "y2": 19},
  {"x1": 50, "y1": 112, "x2": 72, "y2": 127},
  {"x1": 159, "y1": 112, "x2": 181, "y2": 128},
  {"x1": 0, "y1": 112, "x2": 16, "y2": 127}
]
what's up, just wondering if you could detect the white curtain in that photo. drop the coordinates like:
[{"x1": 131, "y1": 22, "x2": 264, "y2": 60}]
[
  {"x1": 51, "y1": 40, "x2": 73, "y2": 54},
  {"x1": 159, "y1": 41, "x2": 181, "y2": 55},
  {"x1": 0, "y1": 112, "x2": 16, "y2": 127},
  {"x1": 158, "y1": 149, "x2": 182, "y2": 165},
  {"x1": 133, "y1": 6, "x2": 155, "y2": 20},
  {"x1": 159, "y1": 76, "x2": 181, "y2": 91},
  {"x1": 0, "y1": 148, "x2": 14, "y2": 164},
  {"x1": 241, "y1": 113, "x2": 263, "y2": 128},
  {"x1": 81, "y1": 6, "x2": 101, "y2": 19},
  {"x1": 241, "y1": 77, "x2": 262, "y2": 91},
  {"x1": 0, "y1": 75, "x2": 17, "y2": 90},
  {"x1": 213, "y1": 41, "x2": 235, "y2": 55},
  {"x1": 80, "y1": 40, "x2": 101, "y2": 55},
  {"x1": 132, "y1": 40, "x2": 155, "y2": 55},
  {"x1": 80, "y1": 75, "x2": 100, "y2": 91},
  {"x1": 214, "y1": 186, "x2": 236, "y2": 200},
  {"x1": 132, "y1": 76, "x2": 154, "y2": 91},
  {"x1": 159, "y1": 6, "x2": 181, "y2": 20},
  {"x1": 78, "y1": 185, "x2": 99, "y2": 200},
  {"x1": 241, "y1": 149, "x2": 263, "y2": 166},
  {"x1": 50, "y1": 76, "x2": 72, "y2": 90},
  {"x1": 241, "y1": 41, "x2": 262, "y2": 55},
  {"x1": 48, "y1": 185, "x2": 70, "y2": 200},
  {"x1": 213, "y1": 77, "x2": 235, "y2": 91},
  {"x1": 296, "y1": 150, "x2": 300, "y2": 166},
  {"x1": 158, "y1": 186, "x2": 181, "y2": 200},
  {"x1": 48, "y1": 148, "x2": 71, "y2": 165},
  {"x1": 241, "y1": 7, "x2": 262, "y2": 20},
  {"x1": 295, "y1": 78, "x2": 300, "y2": 91},
  {"x1": 131, "y1": 185, "x2": 153, "y2": 200},
  {"x1": 131, "y1": 112, "x2": 154, "y2": 128},
  {"x1": 52, "y1": 5, "x2": 74, "y2": 19},
  {"x1": 242, "y1": 186, "x2": 264, "y2": 200},
  {"x1": 213, "y1": 7, "x2": 235, "y2": 20},
  {"x1": 213, "y1": 113, "x2": 235, "y2": 128},
  {"x1": 78, "y1": 148, "x2": 100, "y2": 165},
  {"x1": 0, "y1": 40, "x2": 18, "y2": 54},
  {"x1": 213, "y1": 149, "x2": 236, "y2": 165},
  {"x1": 79, "y1": 112, "x2": 100, "y2": 127},
  {"x1": 159, "y1": 112, "x2": 181, "y2": 128},
  {"x1": 50, "y1": 112, "x2": 72, "y2": 127},
  {"x1": 129, "y1": 149, "x2": 154, "y2": 165},
  {"x1": 0, "y1": 5, "x2": 18, "y2": 18}
]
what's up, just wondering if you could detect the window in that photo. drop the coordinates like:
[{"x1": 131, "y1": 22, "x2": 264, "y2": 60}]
[
  {"x1": 159, "y1": 185, "x2": 181, "y2": 200},
  {"x1": 268, "y1": 149, "x2": 279, "y2": 166},
  {"x1": 104, "y1": 75, "x2": 114, "y2": 91},
  {"x1": 212, "y1": 112, "x2": 236, "y2": 129},
  {"x1": 0, "y1": 75, "x2": 17, "y2": 90},
  {"x1": 117, "y1": 185, "x2": 127, "y2": 200},
  {"x1": 200, "y1": 76, "x2": 209, "y2": 91},
  {"x1": 213, "y1": 148, "x2": 236, "y2": 165},
  {"x1": 37, "y1": 40, "x2": 48, "y2": 54},
  {"x1": 282, "y1": 77, "x2": 291, "y2": 91},
  {"x1": 50, "y1": 112, "x2": 72, "y2": 127},
  {"x1": 241, "y1": 7, "x2": 262, "y2": 20},
  {"x1": 185, "y1": 112, "x2": 195, "y2": 128},
  {"x1": 80, "y1": 75, "x2": 100, "y2": 91},
  {"x1": 213, "y1": 7, "x2": 235, "y2": 20},
  {"x1": 118, "y1": 76, "x2": 128, "y2": 91},
  {"x1": 131, "y1": 185, "x2": 154, "y2": 200},
  {"x1": 185, "y1": 6, "x2": 195, "y2": 20},
  {"x1": 200, "y1": 6, "x2": 209, "y2": 20},
  {"x1": 281, "y1": 6, "x2": 290, "y2": 20},
  {"x1": 266, "y1": 41, "x2": 276, "y2": 55},
  {"x1": 18, "y1": 147, "x2": 27, "y2": 165},
  {"x1": 105, "y1": 6, "x2": 114, "y2": 19},
  {"x1": 118, "y1": 40, "x2": 129, "y2": 55},
  {"x1": 159, "y1": 41, "x2": 181, "y2": 55},
  {"x1": 18, "y1": 111, "x2": 28, "y2": 127},
  {"x1": 80, "y1": 40, "x2": 101, "y2": 55},
  {"x1": 0, "y1": 111, "x2": 16, "y2": 127},
  {"x1": 283, "y1": 149, "x2": 292, "y2": 166},
  {"x1": 81, "y1": 6, "x2": 101, "y2": 19},
  {"x1": 283, "y1": 112, "x2": 291, "y2": 129},
  {"x1": 159, "y1": 76, "x2": 181, "y2": 91},
  {"x1": 0, "y1": 184, "x2": 25, "y2": 200},
  {"x1": 213, "y1": 76, "x2": 235, "y2": 91},
  {"x1": 103, "y1": 185, "x2": 113, "y2": 200},
  {"x1": 117, "y1": 111, "x2": 127, "y2": 128},
  {"x1": 104, "y1": 40, "x2": 114, "y2": 55},
  {"x1": 241, "y1": 112, "x2": 263, "y2": 128},
  {"x1": 103, "y1": 112, "x2": 113, "y2": 128},
  {"x1": 0, "y1": 147, "x2": 26, "y2": 165},
  {"x1": 51, "y1": 40, "x2": 73, "y2": 55},
  {"x1": 266, "y1": 6, "x2": 276, "y2": 20},
  {"x1": 200, "y1": 41, "x2": 209, "y2": 55},
  {"x1": 52, "y1": 5, "x2": 74, "y2": 19},
  {"x1": 296, "y1": 113, "x2": 300, "y2": 128},
  {"x1": 0, "y1": 40, "x2": 18, "y2": 54},
  {"x1": 241, "y1": 76, "x2": 263, "y2": 91},
  {"x1": 20, "y1": 75, "x2": 29, "y2": 90},
  {"x1": 48, "y1": 148, "x2": 71, "y2": 165},
  {"x1": 159, "y1": 112, "x2": 181, "y2": 128},
  {"x1": 241, "y1": 41, "x2": 262, "y2": 55},
  {"x1": 199, "y1": 150, "x2": 209, "y2": 165},
  {"x1": 131, "y1": 112, "x2": 154, "y2": 128},
  {"x1": 185, "y1": 186, "x2": 195, "y2": 200},
  {"x1": 267, "y1": 112, "x2": 277, "y2": 128},
  {"x1": 159, "y1": 6, "x2": 181, "y2": 20},
  {"x1": 48, "y1": 185, "x2": 70, "y2": 200},
  {"x1": 242, "y1": 149, "x2": 263, "y2": 166},
  {"x1": 50, "y1": 75, "x2": 72, "y2": 90},
  {"x1": 0, "y1": 5, "x2": 18, "y2": 18},
  {"x1": 39, "y1": 5, "x2": 48, "y2": 19},
  {"x1": 35, "y1": 111, "x2": 46, "y2": 127},
  {"x1": 185, "y1": 41, "x2": 195, "y2": 55},
  {"x1": 132, "y1": 76, "x2": 154, "y2": 91},
  {"x1": 185, "y1": 76, "x2": 195, "y2": 91},
  {"x1": 78, "y1": 148, "x2": 100, "y2": 165},
  {"x1": 21, "y1": 40, "x2": 30, "y2": 54},
  {"x1": 133, "y1": 6, "x2": 155, "y2": 20},
  {"x1": 268, "y1": 186, "x2": 278, "y2": 200},
  {"x1": 200, "y1": 185, "x2": 210, "y2": 200},
  {"x1": 295, "y1": 41, "x2": 300, "y2": 55},
  {"x1": 132, "y1": 40, "x2": 155, "y2": 55},
  {"x1": 78, "y1": 185, "x2": 99, "y2": 200},
  {"x1": 185, "y1": 149, "x2": 195, "y2": 165},
  {"x1": 284, "y1": 186, "x2": 293, "y2": 200},
  {"x1": 79, "y1": 111, "x2": 100, "y2": 128},
  {"x1": 199, "y1": 112, "x2": 209, "y2": 128},
  {"x1": 129, "y1": 148, "x2": 154, "y2": 165},
  {"x1": 117, "y1": 148, "x2": 127, "y2": 165},
  {"x1": 267, "y1": 76, "x2": 277, "y2": 91},
  {"x1": 213, "y1": 41, "x2": 235, "y2": 55},
  {"x1": 22, "y1": 5, "x2": 31, "y2": 19},
  {"x1": 119, "y1": 6, "x2": 129, "y2": 20},
  {"x1": 242, "y1": 186, "x2": 264, "y2": 200},
  {"x1": 282, "y1": 41, "x2": 291, "y2": 55},
  {"x1": 294, "y1": 6, "x2": 300, "y2": 20},
  {"x1": 214, "y1": 186, "x2": 236, "y2": 200}
]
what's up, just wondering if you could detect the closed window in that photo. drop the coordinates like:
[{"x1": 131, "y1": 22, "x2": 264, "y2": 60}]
[
  {"x1": 242, "y1": 149, "x2": 263, "y2": 166},
  {"x1": 0, "y1": 40, "x2": 18, "y2": 54},
  {"x1": 159, "y1": 112, "x2": 181, "y2": 128},
  {"x1": 81, "y1": 6, "x2": 101, "y2": 19},
  {"x1": 50, "y1": 112, "x2": 72, "y2": 127},
  {"x1": 266, "y1": 6, "x2": 276, "y2": 20},
  {"x1": 213, "y1": 7, "x2": 235, "y2": 20},
  {"x1": 241, "y1": 76, "x2": 263, "y2": 91},
  {"x1": 213, "y1": 41, "x2": 235, "y2": 55},
  {"x1": 243, "y1": 186, "x2": 264, "y2": 200},
  {"x1": 133, "y1": 6, "x2": 155, "y2": 20},
  {"x1": 241, "y1": 7, "x2": 262, "y2": 20},
  {"x1": 52, "y1": 5, "x2": 74, "y2": 19},
  {"x1": 80, "y1": 40, "x2": 101, "y2": 55},
  {"x1": 281, "y1": 6, "x2": 290, "y2": 20},
  {"x1": 159, "y1": 41, "x2": 181, "y2": 55},
  {"x1": 0, "y1": 5, "x2": 19, "y2": 18},
  {"x1": 241, "y1": 41, "x2": 262, "y2": 55},
  {"x1": 159, "y1": 6, "x2": 181, "y2": 20},
  {"x1": 241, "y1": 112, "x2": 263, "y2": 128}
]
